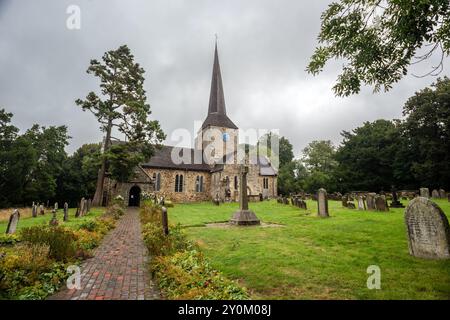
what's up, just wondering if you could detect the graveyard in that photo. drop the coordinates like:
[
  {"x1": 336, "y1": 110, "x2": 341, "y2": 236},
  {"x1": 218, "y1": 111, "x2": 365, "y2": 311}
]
[{"x1": 168, "y1": 199, "x2": 450, "y2": 299}]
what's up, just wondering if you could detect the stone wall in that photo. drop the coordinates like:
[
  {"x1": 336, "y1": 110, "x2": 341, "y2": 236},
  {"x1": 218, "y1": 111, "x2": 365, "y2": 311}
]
[{"x1": 142, "y1": 168, "x2": 211, "y2": 203}]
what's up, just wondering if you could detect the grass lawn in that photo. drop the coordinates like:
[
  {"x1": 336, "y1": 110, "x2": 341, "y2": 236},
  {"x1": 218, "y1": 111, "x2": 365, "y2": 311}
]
[
  {"x1": 0, "y1": 207, "x2": 105, "y2": 233},
  {"x1": 168, "y1": 199, "x2": 450, "y2": 300}
]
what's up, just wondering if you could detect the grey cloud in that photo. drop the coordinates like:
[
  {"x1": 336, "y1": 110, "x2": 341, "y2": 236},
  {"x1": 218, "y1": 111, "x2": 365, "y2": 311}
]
[{"x1": 0, "y1": 0, "x2": 448, "y2": 157}]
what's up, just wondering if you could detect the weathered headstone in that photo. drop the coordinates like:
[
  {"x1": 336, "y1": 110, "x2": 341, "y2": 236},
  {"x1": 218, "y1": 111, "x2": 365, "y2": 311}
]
[
  {"x1": 63, "y1": 202, "x2": 69, "y2": 222},
  {"x1": 39, "y1": 204, "x2": 45, "y2": 215},
  {"x1": 405, "y1": 197, "x2": 450, "y2": 260},
  {"x1": 49, "y1": 209, "x2": 59, "y2": 226},
  {"x1": 347, "y1": 202, "x2": 356, "y2": 209},
  {"x1": 375, "y1": 195, "x2": 389, "y2": 212},
  {"x1": 75, "y1": 204, "x2": 81, "y2": 218},
  {"x1": 420, "y1": 188, "x2": 430, "y2": 199},
  {"x1": 6, "y1": 209, "x2": 20, "y2": 234},
  {"x1": 32, "y1": 202, "x2": 37, "y2": 218},
  {"x1": 87, "y1": 199, "x2": 92, "y2": 212},
  {"x1": 438, "y1": 189, "x2": 446, "y2": 199},
  {"x1": 431, "y1": 189, "x2": 440, "y2": 199},
  {"x1": 230, "y1": 166, "x2": 261, "y2": 226},
  {"x1": 357, "y1": 196, "x2": 366, "y2": 210},
  {"x1": 213, "y1": 193, "x2": 220, "y2": 206},
  {"x1": 366, "y1": 193, "x2": 376, "y2": 210},
  {"x1": 317, "y1": 188, "x2": 329, "y2": 218},
  {"x1": 54, "y1": 202, "x2": 58, "y2": 210},
  {"x1": 79, "y1": 197, "x2": 85, "y2": 217}
]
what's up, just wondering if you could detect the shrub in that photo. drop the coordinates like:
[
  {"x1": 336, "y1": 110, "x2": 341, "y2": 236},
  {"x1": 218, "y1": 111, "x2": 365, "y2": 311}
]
[
  {"x1": 140, "y1": 202, "x2": 162, "y2": 225},
  {"x1": 0, "y1": 234, "x2": 20, "y2": 246},
  {"x1": 104, "y1": 204, "x2": 125, "y2": 220},
  {"x1": 73, "y1": 229, "x2": 101, "y2": 251},
  {"x1": 0, "y1": 244, "x2": 69, "y2": 300},
  {"x1": 142, "y1": 223, "x2": 194, "y2": 257},
  {"x1": 164, "y1": 200, "x2": 174, "y2": 208},
  {"x1": 20, "y1": 226, "x2": 77, "y2": 262},
  {"x1": 79, "y1": 220, "x2": 98, "y2": 232},
  {"x1": 151, "y1": 250, "x2": 248, "y2": 300}
]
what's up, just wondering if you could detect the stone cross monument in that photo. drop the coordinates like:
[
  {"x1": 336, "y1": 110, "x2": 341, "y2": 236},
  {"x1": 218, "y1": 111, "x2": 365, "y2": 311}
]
[{"x1": 230, "y1": 165, "x2": 260, "y2": 226}]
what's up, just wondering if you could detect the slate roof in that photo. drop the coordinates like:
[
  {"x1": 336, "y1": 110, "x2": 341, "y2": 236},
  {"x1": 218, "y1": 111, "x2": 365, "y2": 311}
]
[{"x1": 141, "y1": 145, "x2": 211, "y2": 172}]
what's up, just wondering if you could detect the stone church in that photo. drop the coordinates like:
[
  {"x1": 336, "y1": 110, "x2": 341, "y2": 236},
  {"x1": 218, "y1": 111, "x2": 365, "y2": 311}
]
[{"x1": 103, "y1": 44, "x2": 278, "y2": 206}]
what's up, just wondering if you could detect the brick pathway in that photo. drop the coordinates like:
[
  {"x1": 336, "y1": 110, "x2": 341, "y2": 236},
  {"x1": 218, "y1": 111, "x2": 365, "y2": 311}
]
[{"x1": 49, "y1": 208, "x2": 160, "y2": 300}]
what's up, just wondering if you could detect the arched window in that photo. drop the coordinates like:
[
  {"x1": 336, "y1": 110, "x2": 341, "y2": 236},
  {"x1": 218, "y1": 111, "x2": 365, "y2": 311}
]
[
  {"x1": 175, "y1": 174, "x2": 184, "y2": 193},
  {"x1": 263, "y1": 178, "x2": 269, "y2": 189},
  {"x1": 195, "y1": 175, "x2": 204, "y2": 192},
  {"x1": 234, "y1": 176, "x2": 238, "y2": 190}
]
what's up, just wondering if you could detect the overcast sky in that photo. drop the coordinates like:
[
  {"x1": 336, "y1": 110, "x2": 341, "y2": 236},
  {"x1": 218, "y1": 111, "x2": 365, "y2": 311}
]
[{"x1": 0, "y1": 0, "x2": 448, "y2": 157}]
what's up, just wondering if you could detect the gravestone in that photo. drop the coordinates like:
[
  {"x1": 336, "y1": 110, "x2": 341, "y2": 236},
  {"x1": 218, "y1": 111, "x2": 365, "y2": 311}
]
[
  {"x1": 431, "y1": 189, "x2": 440, "y2": 199},
  {"x1": 282, "y1": 197, "x2": 289, "y2": 205},
  {"x1": 32, "y1": 202, "x2": 37, "y2": 218},
  {"x1": 420, "y1": 188, "x2": 430, "y2": 199},
  {"x1": 297, "y1": 199, "x2": 307, "y2": 210},
  {"x1": 6, "y1": 210, "x2": 20, "y2": 234},
  {"x1": 79, "y1": 198, "x2": 85, "y2": 216},
  {"x1": 438, "y1": 189, "x2": 446, "y2": 199},
  {"x1": 341, "y1": 195, "x2": 348, "y2": 208},
  {"x1": 39, "y1": 204, "x2": 45, "y2": 215},
  {"x1": 75, "y1": 205, "x2": 81, "y2": 218},
  {"x1": 317, "y1": 188, "x2": 329, "y2": 218},
  {"x1": 63, "y1": 202, "x2": 69, "y2": 222},
  {"x1": 230, "y1": 166, "x2": 260, "y2": 226},
  {"x1": 405, "y1": 197, "x2": 450, "y2": 260},
  {"x1": 366, "y1": 193, "x2": 376, "y2": 210},
  {"x1": 54, "y1": 202, "x2": 58, "y2": 210},
  {"x1": 375, "y1": 195, "x2": 389, "y2": 212},
  {"x1": 87, "y1": 199, "x2": 92, "y2": 212},
  {"x1": 83, "y1": 198, "x2": 88, "y2": 215},
  {"x1": 161, "y1": 207, "x2": 169, "y2": 235},
  {"x1": 357, "y1": 196, "x2": 366, "y2": 210},
  {"x1": 390, "y1": 186, "x2": 405, "y2": 208},
  {"x1": 49, "y1": 209, "x2": 59, "y2": 226}
]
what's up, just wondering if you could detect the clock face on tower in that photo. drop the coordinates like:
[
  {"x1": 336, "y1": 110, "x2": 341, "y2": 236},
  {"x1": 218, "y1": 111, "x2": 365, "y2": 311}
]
[{"x1": 222, "y1": 132, "x2": 230, "y2": 142}]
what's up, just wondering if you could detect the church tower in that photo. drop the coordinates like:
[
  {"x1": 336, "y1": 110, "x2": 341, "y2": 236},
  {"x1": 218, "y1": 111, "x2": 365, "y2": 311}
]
[{"x1": 196, "y1": 42, "x2": 239, "y2": 165}]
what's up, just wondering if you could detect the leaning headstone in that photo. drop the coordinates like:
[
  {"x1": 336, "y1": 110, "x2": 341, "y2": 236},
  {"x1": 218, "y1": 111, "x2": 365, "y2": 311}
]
[
  {"x1": 32, "y1": 202, "x2": 38, "y2": 218},
  {"x1": 438, "y1": 189, "x2": 446, "y2": 199},
  {"x1": 317, "y1": 188, "x2": 329, "y2": 218},
  {"x1": 347, "y1": 202, "x2": 356, "y2": 209},
  {"x1": 375, "y1": 195, "x2": 389, "y2": 212},
  {"x1": 431, "y1": 189, "x2": 440, "y2": 199},
  {"x1": 6, "y1": 209, "x2": 20, "y2": 234},
  {"x1": 420, "y1": 188, "x2": 430, "y2": 199},
  {"x1": 63, "y1": 202, "x2": 69, "y2": 222},
  {"x1": 405, "y1": 197, "x2": 450, "y2": 260},
  {"x1": 366, "y1": 193, "x2": 376, "y2": 211},
  {"x1": 230, "y1": 165, "x2": 261, "y2": 226},
  {"x1": 357, "y1": 196, "x2": 366, "y2": 210}
]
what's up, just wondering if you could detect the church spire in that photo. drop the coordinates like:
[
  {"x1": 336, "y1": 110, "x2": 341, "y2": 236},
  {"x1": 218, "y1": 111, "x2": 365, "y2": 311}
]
[
  {"x1": 208, "y1": 41, "x2": 226, "y2": 115},
  {"x1": 202, "y1": 41, "x2": 238, "y2": 130}
]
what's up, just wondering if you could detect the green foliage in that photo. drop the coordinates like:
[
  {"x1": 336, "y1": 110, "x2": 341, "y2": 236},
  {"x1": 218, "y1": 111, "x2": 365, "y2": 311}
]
[
  {"x1": 140, "y1": 202, "x2": 247, "y2": 299},
  {"x1": 0, "y1": 233, "x2": 20, "y2": 246},
  {"x1": 151, "y1": 250, "x2": 248, "y2": 300},
  {"x1": 400, "y1": 77, "x2": 450, "y2": 189},
  {"x1": 76, "y1": 45, "x2": 166, "y2": 184},
  {"x1": 0, "y1": 244, "x2": 70, "y2": 300},
  {"x1": 308, "y1": 0, "x2": 450, "y2": 96},
  {"x1": 20, "y1": 226, "x2": 77, "y2": 262}
]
